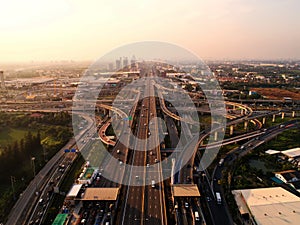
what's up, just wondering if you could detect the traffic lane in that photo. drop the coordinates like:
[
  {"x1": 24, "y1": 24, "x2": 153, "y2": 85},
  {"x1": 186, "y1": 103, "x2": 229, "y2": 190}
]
[
  {"x1": 165, "y1": 116, "x2": 180, "y2": 148},
  {"x1": 121, "y1": 98, "x2": 149, "y2": 224},
  {"x1": 145, "y1": 184, "x2": 164, "y2": 225},
  {"x1": 144, "y1": 77, "x2": 166, "y2": 225},
  {"x1": 201, "y1": 173, "x2": 231, "y2": 225}
]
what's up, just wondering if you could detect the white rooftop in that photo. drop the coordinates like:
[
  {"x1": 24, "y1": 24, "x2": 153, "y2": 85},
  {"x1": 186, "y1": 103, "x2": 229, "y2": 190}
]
[
  {"x1": 281, "y1": 147, "x2": 300, "y2": 158},
  {"x1": 265, "y1": 149, "x2": 280, "y2": 155},
  {"x1": 232, "y1": 187, "x2": 300, "y2": 225},
  {"x1": 66, "y1": 184, "x2": 83, "y2": 198}
]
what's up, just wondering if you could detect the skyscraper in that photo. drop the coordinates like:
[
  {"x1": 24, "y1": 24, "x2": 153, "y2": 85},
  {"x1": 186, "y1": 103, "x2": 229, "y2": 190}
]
[
  {"x1": 130, "y1": 55, "x2": 136, "y2": 65},
  {"x1": 0, "y1": 71, "x2": 4, "y2": 89},
  {"x1": 116, "y1": 58, "x2": 122, "y2": 70},
  {"x1": 123, "y1": 57, "x2": 128, "y2": 68}
]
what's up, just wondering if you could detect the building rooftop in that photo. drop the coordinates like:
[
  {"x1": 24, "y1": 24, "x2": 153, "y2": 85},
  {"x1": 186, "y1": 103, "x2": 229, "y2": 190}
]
[
  {"x1": 275, "y1": 170, "x2": 300, "y2": 182},
  {"x1": 81, "y1": 188, "x2": 119, "y2": 201},
  {"x1": 66, "y1": 184, "x2": 83, "y2": 198},
  {"x1": 281, "y1": 147, "x2": 300, "y2": 158},
  {"x1": 232, "y1": 187, "x2": 300, "y2": 225},
  {"x1": 52, "y1": 214, "x2": 68, "y2": 225},
  {"x1": 172, "y1": 184, "x2": 200, "y2": 197},
  {"x1": 265, "y1": 149, "x2": 281, "y2": 155},
  {"x1": 265, "y1": 147, "x2": 300, "y2": 158}
]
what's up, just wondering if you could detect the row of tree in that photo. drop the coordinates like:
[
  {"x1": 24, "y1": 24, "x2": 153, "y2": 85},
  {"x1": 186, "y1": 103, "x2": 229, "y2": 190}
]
[{"x1": 0, "y1": 131, "x2": 42, "y2": 180}]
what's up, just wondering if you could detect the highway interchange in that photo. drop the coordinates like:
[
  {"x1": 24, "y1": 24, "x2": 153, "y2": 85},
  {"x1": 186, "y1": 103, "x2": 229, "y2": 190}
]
[{"x1": 4, "y1": 62, "x2": 300, "y2": 225}]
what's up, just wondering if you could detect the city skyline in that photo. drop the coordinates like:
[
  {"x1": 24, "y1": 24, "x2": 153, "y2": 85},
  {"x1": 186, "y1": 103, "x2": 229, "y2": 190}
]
[{"x1": 1, "y1": 0, "x2": 300, "y2": 62}]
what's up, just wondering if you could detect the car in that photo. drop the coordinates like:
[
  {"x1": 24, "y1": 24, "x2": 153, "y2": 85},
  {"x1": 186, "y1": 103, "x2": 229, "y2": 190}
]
[
  {"x1": 116, "y1": 149, "x2": 120, "y2": 154},
  {"x1": 151, "y1": 180, "x2": 155, "y2": 188},
  {"x1": 184, "y1": 202, "x2": 189, "y2": 208},
  {"x1": 146, "y1": 163, "x2": 150, "y2": 167}
]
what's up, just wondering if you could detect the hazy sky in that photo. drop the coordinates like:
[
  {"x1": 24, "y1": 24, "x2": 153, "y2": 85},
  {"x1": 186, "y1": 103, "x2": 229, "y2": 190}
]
[{"x1": 1, "y1": 0, "x2": 300, "y2": 62}]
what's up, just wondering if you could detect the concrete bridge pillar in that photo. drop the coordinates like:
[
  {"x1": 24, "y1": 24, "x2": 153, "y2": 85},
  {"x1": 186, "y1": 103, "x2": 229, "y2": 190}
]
[
  {"x1": 214, "y1": 131, "x2": 218, "y2": 141},
  {"x1": 229, "y1": 125, "x2": 234, "y2": 136},
  {"x1": 281, "y1": 112, "x2": 285, "y2": 119},
  {"x1": 262, "y1": 117, "x2": 266, "y2": 125},
  {"x1": 104, "y1": 108, "x2": 109, "y2": 115},
  {"x1": 292, "y1": 111, "x2": 295, "y2": 118},
  {"x1": 272, "y1": 114, "x2": 276, "y2": 122},
  {"x1": 244, "y1": 121, "x2": 248, "y2": 130}
]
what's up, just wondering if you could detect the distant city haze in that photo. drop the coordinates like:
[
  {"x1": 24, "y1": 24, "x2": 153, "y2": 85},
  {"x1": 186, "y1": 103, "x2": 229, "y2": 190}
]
[{"x1": 1, "y1": 0, "x2": 300, "y2": 62}]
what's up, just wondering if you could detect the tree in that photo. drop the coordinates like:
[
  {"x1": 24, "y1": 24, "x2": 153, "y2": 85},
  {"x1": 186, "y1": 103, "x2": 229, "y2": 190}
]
[{"x1": 185, "y1": 83, "x2": 193, "y2": 92}]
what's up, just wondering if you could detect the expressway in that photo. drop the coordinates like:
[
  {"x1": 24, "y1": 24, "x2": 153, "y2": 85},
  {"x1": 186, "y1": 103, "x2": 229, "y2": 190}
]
[
  {"x1": 119, "y1": 68, "x2": 167, "y2": 225},
  {"x1": 144, "y1": 76, "x2": 167, "y2": 225},
  {"x1": 27, "y1": 152, "x2": 77, "y2": 225}
]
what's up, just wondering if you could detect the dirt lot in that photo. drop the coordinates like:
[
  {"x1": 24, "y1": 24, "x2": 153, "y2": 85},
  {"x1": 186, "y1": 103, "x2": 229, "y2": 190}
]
[{"x1": 251, "y1": 88, "x2": 300, "y2": 100}]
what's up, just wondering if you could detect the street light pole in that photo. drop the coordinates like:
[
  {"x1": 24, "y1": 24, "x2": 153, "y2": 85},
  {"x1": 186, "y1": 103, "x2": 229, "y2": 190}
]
[
  {"x1": 31, "y1": 157, "x2": 36, "y2": 177},
  {"x1": 31, "y1": 157, "x2": 37, "y2": 194},
  {"x1": 11, "y1": 176, "x2": 16, "y2": 200}
]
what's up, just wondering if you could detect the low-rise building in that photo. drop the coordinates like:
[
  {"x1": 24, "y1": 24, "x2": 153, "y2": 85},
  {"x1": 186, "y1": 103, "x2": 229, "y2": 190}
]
[
  {"x1": 232, "y1": 187, "x2": 300, "y2": 225},
  {"x1": 274, "y1": 170, "x2": 300, "y2": 190}
]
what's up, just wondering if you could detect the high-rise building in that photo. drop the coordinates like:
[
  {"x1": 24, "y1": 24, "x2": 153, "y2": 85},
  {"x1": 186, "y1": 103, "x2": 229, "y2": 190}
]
[
  {"x1": 130, "y1": 55, "x2": 137, "y2": 70},
  {"x1": 116, "y1": 58, "x2": 122, "y2": 70},
  {"x1": 123, "y1": 57, "x2": 128, "y2": 68},
  {"x1": 0, "y1": 71, "x2": 4, "y2": 88},
  {"x1": 130, "y1": 55, "x2": 136, "y2": 65}
]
